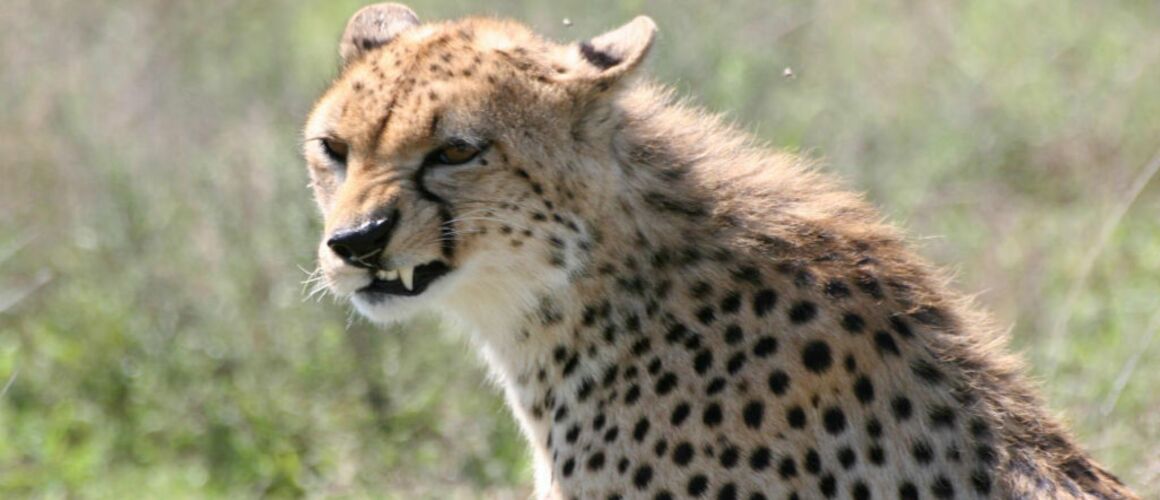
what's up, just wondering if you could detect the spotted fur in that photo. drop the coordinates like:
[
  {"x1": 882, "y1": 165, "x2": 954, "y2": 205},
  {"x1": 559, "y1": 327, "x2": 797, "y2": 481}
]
[{"x1": 303, "y1": 4, "x2": 1137, "y2": 499}]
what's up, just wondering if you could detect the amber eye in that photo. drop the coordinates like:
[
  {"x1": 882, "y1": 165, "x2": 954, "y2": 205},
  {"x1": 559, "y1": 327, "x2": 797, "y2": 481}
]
[
  {"x1": 434, "y1": 144, "x2": 482, "y2": 166},
  {"x1": 320, "y1": 138, "x2": 349, "y2": 165}
]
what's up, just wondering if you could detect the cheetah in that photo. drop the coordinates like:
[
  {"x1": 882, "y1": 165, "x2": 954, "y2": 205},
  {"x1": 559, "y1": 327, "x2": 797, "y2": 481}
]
[{"x1": 303, "y1": 4, "x2": 1138, "y2": 499}]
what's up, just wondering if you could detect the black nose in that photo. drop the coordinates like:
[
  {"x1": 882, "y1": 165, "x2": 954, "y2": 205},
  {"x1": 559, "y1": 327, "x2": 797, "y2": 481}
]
[{"x1": 327, "y1": 216, "x2": 396, "y2": 268}]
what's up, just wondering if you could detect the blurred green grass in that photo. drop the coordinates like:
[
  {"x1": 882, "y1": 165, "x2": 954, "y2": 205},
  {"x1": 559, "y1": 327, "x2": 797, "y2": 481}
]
[{"x1": 1, "y1": 0, "x2": 1158, "y2": 497}]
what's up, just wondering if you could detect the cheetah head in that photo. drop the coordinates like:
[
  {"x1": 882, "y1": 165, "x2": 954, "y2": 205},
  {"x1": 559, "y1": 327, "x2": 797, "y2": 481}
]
[{"x1": 304, "y1": 3, "x2": 657, "y2": 323}]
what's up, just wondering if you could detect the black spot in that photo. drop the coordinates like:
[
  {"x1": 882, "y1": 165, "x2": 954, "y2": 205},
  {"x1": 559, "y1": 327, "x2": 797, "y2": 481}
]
[
  {"x1": 743, "y1": 401, "x2": 764, "y2": 429},
  {"x1": 874, "y1": 331, "x2": 901, "y2": 356},
  {"x1": 666, "y1": 324, "x2": 691, "y2": 344},
  {"x1": 976, "y1": 444, "x2": 997, "y2": 465},
  {"x1": 912, "y1": 306, "x2": 948, "y2": 328},
  {"x1": 720, "y1": 446, "x2": 740, "y2": 468},
  {"x1": 890, "y1": 316, "x2": 914, "y2": 338},
  {"x1": 912, "y1": 441, "x2": 934, "y2": 464},
  {"x1": 853, "y1": 376, "x2": 875, "y2": 404},
  {"x1": 671, "y1": 402, "x2": 691, "y2": 426},
  {"x1": 673, "y1": 442, "x2": 694, "y2": 466},
  {"x1": 602, "y1": 365, "x2": 620, "y2": 387},
  {"x1": 577, "y1": 378, "x2": 595, "y2": 401},
  {"x1": 604, "y1": 426, "x2": 619, "y2": 442},
  {"x1": 891, "y1": 396, "x2": 913, "y2": 421},
  {"x1": 971, "y1": 468, "x2": 993, "y2": 495},
  {"x1": 553, "y1": 345, "x2": 568, "y2": 363},
  {"x1": 694, "y1": 349, "x2": 713, "y2": 374},
  {"x1": 841, "y1": 313, "x2": 865, "y2": 333},
  {"x1": 724, "y1": 324, "x2": 744, "y2": 345},
  {"x1": 687, "y1": 475, "x2": 709, "y2": 496},
  {"x1": 587, "y1": 452, "x2": 606, "y2": 471},
  {"x1": 624, "y1": 384, "x2": 641, "y2": 404},
  {"x1": 837, "y1": 447, "x2": 857, "y2": 469},
  {"x1": 824, "y1": 279, "x2": 851, "y2": 299},
  {"x1": 654, "y1": 439, "x2": 668, "y2": 457},
  {"x1": 563, "y1": 355, "x2": 580, "y2": 377},
  {"x1": 931, "y1": 476, "x2": 954, "y2": 499},
  {"x1": 720, "y1": 292, "x2": 742, "y2": 313},
  {"x1": 633, "y1": 418, "x2": 650, "y2": 442},
  {"x1": 851, "y1": 481, "x2": 870, "y2": 500},
  {"x1": 749, "y1": 446, "x2": 771, "y2": 470},
  {"x1": 844, "y1": 355, "x2": 858, "y2": 373},
  {"x1": 911, "y1": 359, "x2": 944, "y2": 384},
  {"x1": 804, "y1": 448, "x2": 822, "y2": 475},
  {"x1": 632, "y1": 464, "x2": 654, "y2": 489},
  {"x1": 726, "y1": 352, "x2": 748, "y2": 374},
  {"x1": 970, "y1": 419, "x2": 992, "y2": 439},
  {"x1": 565, "y1": 424, "x2": 581, "y2": 443},
  {"x1": 648, "y1": 358, "x2": 663, "y2": 376},
  {"x1": 788, "y1": 301, "x2": 818, "y2": 324},
  {"x1": 631, "y1": 338, "x2": 652, "y2": 357},
  {"x1": 655, "y1": 372, "x2": 678, "y2": 395},
  {"x1": 868, "y1": 445, "x2": 885, "y2": 465},
  {"x1": 707, "y1": 377, "x2": 727, "y2": 395},
  {"x1": 696, "y1": 306, "x2": 716, "y2": 325},
  {"x1": 767, "y1": 370, "x2": 790, "y2": 395},
  {"x1": 690, "y1": 281, "x2": 713, "y2": 298},
  {"x1": 655, "y1": 491, "x2": 673, "y2": 500},
  {"x1": 855, "y1": 273, "x2": 884, "y2": 299},
  {"x1": 753, "y1": 289, "x2": 778, "y2": 316},
  {"x1": 866, "y1": 417, "x2": 883, "y2": 438},
  {"x1": 899, "y1": 482, "x2": 919, "y2": 500},
  {"x1": 822, "y1": 407, "x2": 847, "y2": 435},
  {"x1": 819, "y1": 473, "x2": 837, "y2": 498},
  {"x1": 801, "y1": 341, "x2": 833, "y2": 373},
  {"x1": 929, "y1": 406, "x2": 956, "y2": 429},
  {"x1": 753, "y1": 336, "x2": 777, "y2": 357},
  {"x1": 778, "y1": 457, "x2": 798, "y2": 479},
  {"x1": 703, "y1": 403, "x2": 723, "y2": 427},
  {"x1": 787, "y1": 406, "x2": 807, "y2": 429},
  {"x1": 732, "y1": 265, "x2": 761, "y2": 284},
  {"x1": 563, "y1": 457, "x2": 577, "y2": 477},
  {"x1": 717, "y1": 483, "x2": 738, "y2": 500}
]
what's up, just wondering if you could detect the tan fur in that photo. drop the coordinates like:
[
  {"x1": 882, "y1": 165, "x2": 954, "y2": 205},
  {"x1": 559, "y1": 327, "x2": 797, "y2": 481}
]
[{"x1": 304, "y1": 5, "x2": 1137, "y2": 499}]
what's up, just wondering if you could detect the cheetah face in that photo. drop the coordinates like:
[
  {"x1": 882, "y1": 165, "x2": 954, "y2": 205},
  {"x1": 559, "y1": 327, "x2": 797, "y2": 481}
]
[{"x1": 303, "y1": 4, "x2": 655, "y2": 323}]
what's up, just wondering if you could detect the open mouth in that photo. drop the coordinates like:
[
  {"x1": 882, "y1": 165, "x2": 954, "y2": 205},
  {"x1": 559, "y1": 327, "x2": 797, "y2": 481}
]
[{"x1": 358, "y1": 261, "x2": 452, "y2": 297}]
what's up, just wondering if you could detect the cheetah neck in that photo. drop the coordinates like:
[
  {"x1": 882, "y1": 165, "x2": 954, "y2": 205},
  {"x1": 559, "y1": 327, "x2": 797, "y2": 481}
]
[{"x1": 443, "y1": 81, "x2": 1130, "y2": 499}]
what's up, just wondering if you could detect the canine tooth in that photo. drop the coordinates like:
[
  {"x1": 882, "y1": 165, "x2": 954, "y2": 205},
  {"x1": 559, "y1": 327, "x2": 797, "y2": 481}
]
[
  {"x1": 383, "y1": 269, "x2": 399, "y2": 281},
  {"x1": 399, "y1": 266, "x2": 415, "y2": 290}
]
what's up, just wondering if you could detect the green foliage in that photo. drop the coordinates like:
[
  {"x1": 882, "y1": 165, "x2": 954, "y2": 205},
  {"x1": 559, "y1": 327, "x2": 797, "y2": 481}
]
[{"x1": 1, "y1": 0, "x2": 1158, "y2": 497}]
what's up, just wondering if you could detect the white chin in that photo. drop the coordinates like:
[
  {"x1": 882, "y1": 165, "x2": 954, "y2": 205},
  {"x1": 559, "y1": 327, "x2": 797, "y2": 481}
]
[
  {"x1": 350, "y1": 292, "x2": 432, "y2": 324},
  {"x1": 347, "y1": 268, "x2": 463, "y2": 324}
]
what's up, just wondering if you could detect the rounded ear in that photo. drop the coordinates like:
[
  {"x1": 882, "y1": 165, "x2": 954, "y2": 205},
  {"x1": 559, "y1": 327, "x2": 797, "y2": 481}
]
[
  {"x1": 563, "y1": 16, "x2": 657, "y2": 89},
  {"x1": 339, "y1": 3, "x2": 420, "y2": 66}
]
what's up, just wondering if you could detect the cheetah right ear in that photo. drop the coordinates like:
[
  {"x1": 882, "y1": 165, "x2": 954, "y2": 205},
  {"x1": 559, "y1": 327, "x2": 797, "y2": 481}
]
[
  {"x1": 339, "y1": 3, "x2": 420, "y2": 66},
  {"x1": 562, "y1": 16, "x2": 657, "y2": 89}
]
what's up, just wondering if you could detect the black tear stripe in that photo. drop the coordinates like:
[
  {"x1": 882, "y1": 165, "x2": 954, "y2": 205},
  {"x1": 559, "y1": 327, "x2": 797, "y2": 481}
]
[{"x1": 414, "y1": 160, "x2": 459, "y2": 260}]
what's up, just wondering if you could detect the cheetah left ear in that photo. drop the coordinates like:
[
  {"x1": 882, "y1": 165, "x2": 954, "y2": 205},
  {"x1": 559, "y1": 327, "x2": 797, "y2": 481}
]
[
  {"x1": 339, "y1": 3, "x2": 420, "y2": 66},
  {"x1": 564, "y1": 16, "x2": 657, "y2": 88}
]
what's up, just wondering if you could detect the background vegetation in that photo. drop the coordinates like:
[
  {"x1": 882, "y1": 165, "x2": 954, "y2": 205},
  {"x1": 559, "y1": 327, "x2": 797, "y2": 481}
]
[{"x1": 2, "y1": 0, "x2": 1158, "y2": 497}]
